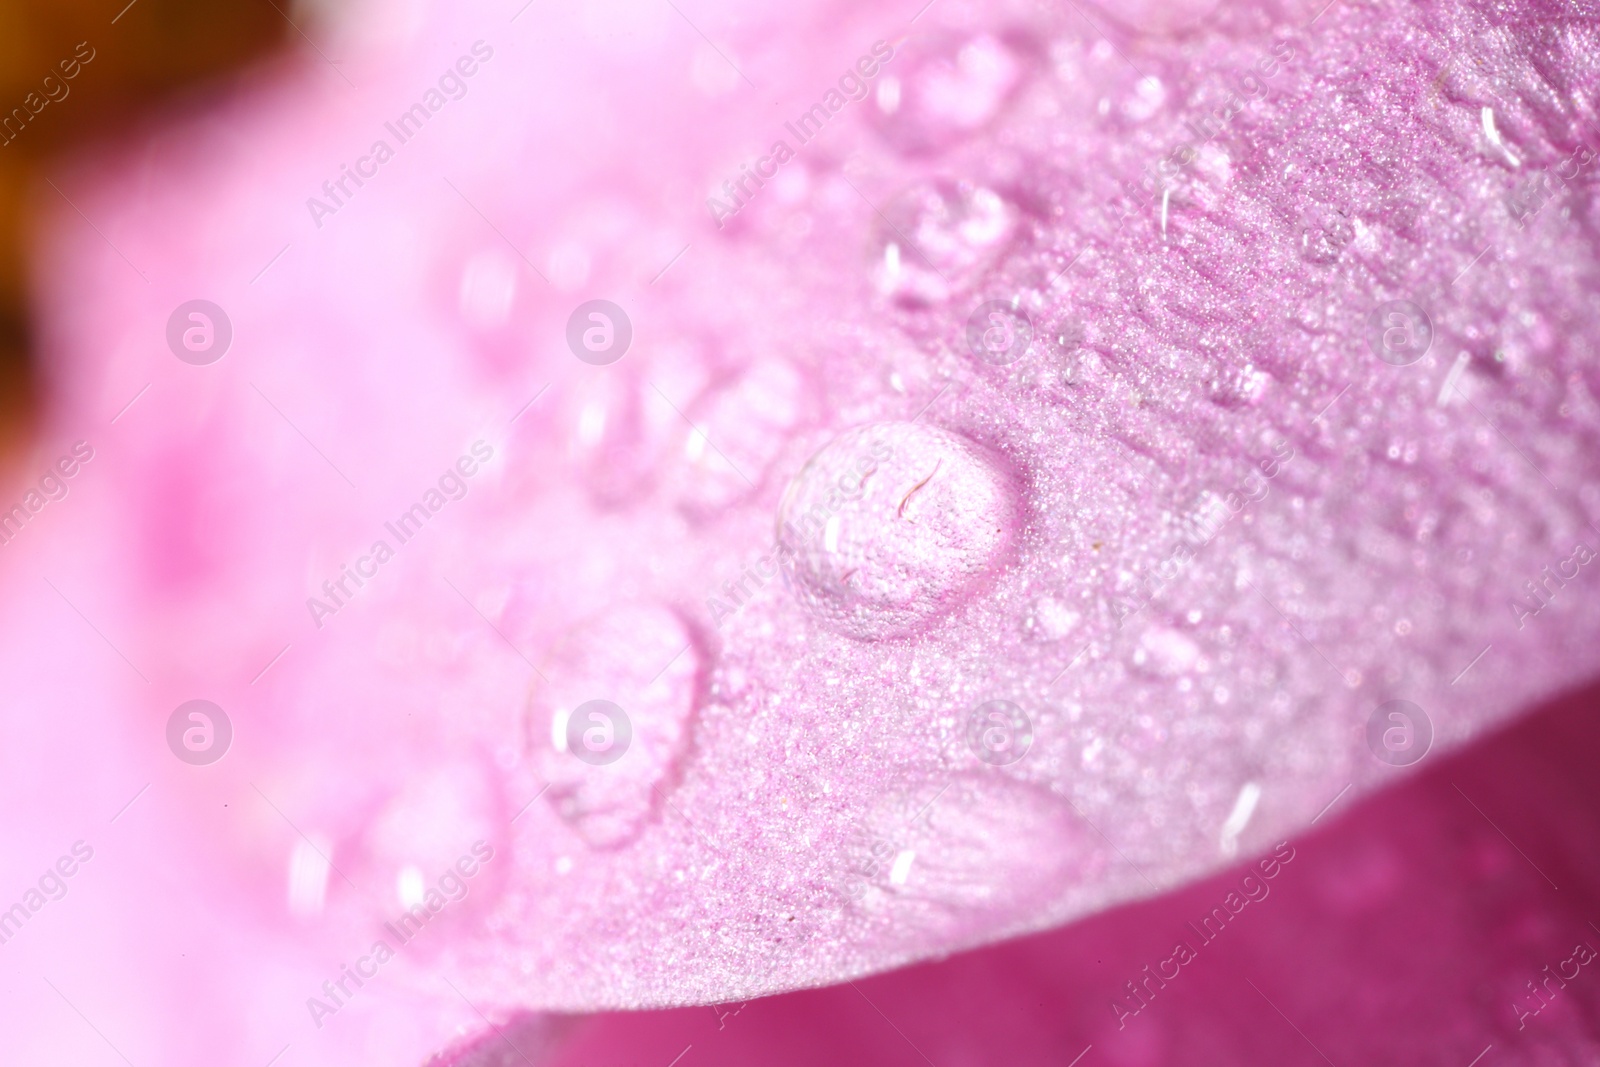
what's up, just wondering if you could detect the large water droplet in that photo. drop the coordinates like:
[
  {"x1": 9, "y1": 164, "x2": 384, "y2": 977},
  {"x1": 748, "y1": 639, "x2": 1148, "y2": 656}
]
[
  {"x1": 528, "y1": 604, "x2": 701, "y2": 847},
  {"x1": 870, "y1": 34, "x2": 1026, "y2": 155},
  {"x1": 872, "y1": 180, "x2": 1017, "y2": 307},
  {"x1": 776, "y1": 422, "x2": 1019, "y2": 640}
]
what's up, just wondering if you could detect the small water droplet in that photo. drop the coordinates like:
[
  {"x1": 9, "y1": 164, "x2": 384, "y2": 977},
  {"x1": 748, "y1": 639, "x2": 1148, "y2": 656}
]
[
  {"x1": 1124, "y1": 75, "x2": 1166, "y2": 120},
  {"x1": 777, "y1": 421, "x2": 1019, "y2": 641},
  {"x1": 1024, "y1": 595, "x2": 1080, "y2": 642},
  {"x1": 529, "y1": 604, "x2": 701, "y2": 848},
  {"x1": 871, "y1": 180, "x2": 1017, "y2": 306},
  {"x1": 560, "y1": 370, "x2": 675, "y2": 507},
  {"x1": 1134, "y1": 627, "x2": 1201, "y2": 676},
  {"x1": 868, "y1": 34, "x2": 1026, "y2": 155}
]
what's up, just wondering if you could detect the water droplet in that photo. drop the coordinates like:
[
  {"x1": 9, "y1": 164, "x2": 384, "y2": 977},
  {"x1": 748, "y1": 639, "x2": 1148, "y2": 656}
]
[
  {"x1": 359, "y1": 758, "x2": 505, "y2": 917},
  {"x1": 1124, "y1": 75, "x2": 1166, "y2": 120},
  {"x1": 871, "y1": 180, "x2": 1017, "y2": 306},
  {"x1": 560, "y1": 371, "x2": 675, "y2": 508},
  {"x1": 529, "y1": 604, "x2": 701, "y2": 848},
  {"x1": 459, "y1": 250, "x2": 518, "y2": 329},
  {"x1": 868, "y1": 34, "x2": 1026, "y2": 155},
  {"x1": 670, "y1": 359, "x2": 811, "y2": 518},
  {"x1": 1134, "y1": 627, "x2": 1201, "y2": 675},
  {"x1": 1024, "y1": 595, "x2": 1080, "y2": 642},
  {"x1": 843, "y1": 774, "x2": 1095, "y2": 946},
  {"x1": 776, "y1": 421, "x2": 1019, "y2": 641}
]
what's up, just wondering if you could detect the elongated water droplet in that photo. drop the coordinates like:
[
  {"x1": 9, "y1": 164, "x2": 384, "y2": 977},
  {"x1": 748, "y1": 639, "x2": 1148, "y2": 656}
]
[
  {"x1": 529, "y1": 604, "x2": 701, "y2": 848},
  {"x1": 842, "y1": 773, "x2": 1097, "y2": 947},
  {"x1": 358, "y1": 758, "x2": 506, "y2": 923},
  {"x1": 671, "y1": 359, "x2": 812, "y2": 518}
]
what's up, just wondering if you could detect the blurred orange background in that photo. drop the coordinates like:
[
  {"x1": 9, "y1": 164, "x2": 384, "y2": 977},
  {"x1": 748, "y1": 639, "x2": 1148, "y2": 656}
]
[{"x1": 0, "y1": 0, "x2": 286, "y2": 443}]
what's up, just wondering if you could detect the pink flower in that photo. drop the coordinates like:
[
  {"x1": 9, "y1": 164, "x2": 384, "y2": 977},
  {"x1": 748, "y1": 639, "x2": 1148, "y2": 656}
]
[{"x1": 4, "y1": 0, "x2": 1598, "y2": 1063}]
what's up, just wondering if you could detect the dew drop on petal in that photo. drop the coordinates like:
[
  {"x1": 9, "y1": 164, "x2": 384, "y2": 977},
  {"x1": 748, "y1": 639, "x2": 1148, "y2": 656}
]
[
  {"x1": 672, "y1": 359, "x2": 811, "y2": 518},
  {"x1": 871, "y1": 180, "x2": 1017, "y2": 307},
  {"x1": 868, "y1": 34, "x2": 1026, "y2": 155},
  {"x1": 529, "y1": 604, "x2": 701, "y2": 847},
  {"x1": 777, "y1": 421, "x2": 1019, "y2": 640},
  {"x1": 560, "y1": 370, "x2": 672, "y2": 508},
  {"x1": 360, "y1": 759, "x2": 505, "y2": 916},
  {"x1": 844, "y1": 774, "x2": 1098, "y2": 946}
]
